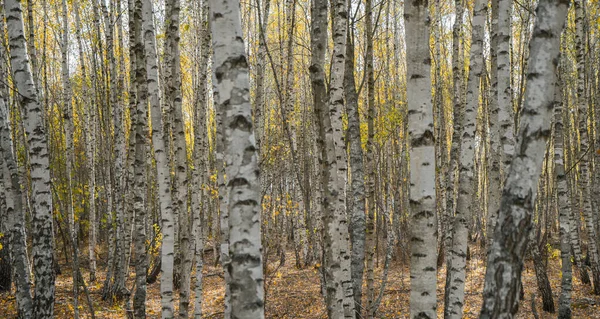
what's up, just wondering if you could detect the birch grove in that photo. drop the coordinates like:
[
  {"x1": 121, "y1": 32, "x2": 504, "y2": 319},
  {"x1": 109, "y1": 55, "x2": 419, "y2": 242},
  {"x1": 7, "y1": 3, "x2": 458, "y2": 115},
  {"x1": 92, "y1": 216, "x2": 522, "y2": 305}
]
[{"x1": 3, "y1": 0, "x2": 600, "y2": 317}]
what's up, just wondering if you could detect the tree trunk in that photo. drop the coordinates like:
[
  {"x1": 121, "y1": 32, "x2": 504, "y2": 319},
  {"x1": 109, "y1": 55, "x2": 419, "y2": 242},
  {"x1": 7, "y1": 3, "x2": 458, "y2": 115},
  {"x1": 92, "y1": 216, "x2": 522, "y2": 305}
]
[
  {"x1": 0, "y1": 78, "x2": 34, "y2": 319},
  {"x1": 208, "y1": 0, "x2": 265, "y2": 317},
  {"x1": 4, "y1": 0, "x2": 56, "y2": 317},
  {"x1": 574, "y1": 0, "x2": 600, "y2": 294},
  {"x1": 344, "y1": 21, "x2": 366, "y2": 319},
  {"x1": 554, "y1": 69, "x2": 572, "y2": 318},
  {"x1": 445, "y1": 0, "x2": 464, "y2": 260},
  {"x1": 192, "y1": 1, "x2": 210, "y2": 318},
  {"x1": 364, "y1": 0, "x2": 376, "y2": 315},
  {"x1": 142, "y1": 0, "x2": 176, "y2": 316},
  {"x1": 405, "y1": 0, "x2": 438, "y2": 317},
  {"x1": 444, "y1": 0, "x2": 485, "y2": 317},
  {"x1": 132, "y1": 0, "x2": 149, "y2": 316},
  {"x1": 528, "y1": 229, "x2": 555, "y2": 312},
  {"x1": 479, "y1": 0, "x2": 569, "y2": 315}
]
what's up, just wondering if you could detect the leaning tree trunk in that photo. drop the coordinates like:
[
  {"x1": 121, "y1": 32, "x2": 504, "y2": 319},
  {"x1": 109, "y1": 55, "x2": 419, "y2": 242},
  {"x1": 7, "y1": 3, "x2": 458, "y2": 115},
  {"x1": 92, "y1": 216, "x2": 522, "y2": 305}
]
[
  {"x1": 4, "y1": 0, "x2": 55, "y2": 317},
  {"x1": 208, "y1": 0, "x2": 265, "y2": 318},
  {"x1": 444, "y1": 0, "x2": 485, "y2": 317},
  {"x1": 405, "y1": 0, "x2": 438, "y2": 317},
  {"x1": 479, "y1": 0, "x2": 570, "y2": 316}
]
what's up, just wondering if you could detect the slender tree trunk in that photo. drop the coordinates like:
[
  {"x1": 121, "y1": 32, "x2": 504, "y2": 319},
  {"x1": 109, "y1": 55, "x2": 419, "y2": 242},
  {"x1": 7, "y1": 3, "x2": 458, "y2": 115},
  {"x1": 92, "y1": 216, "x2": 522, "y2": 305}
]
[
  {"x1": 364, "y1": 0, "x2": 377, "y2": 315},
  {"x1": 165, "y1": 0, "x2": 191, "y2": 314},
  {"x1": 73, "y1": 0, "x2": 97, "y2": 283},
  {"x1": 444, "y1": 0, "x2": 485, "y2": 317},
  {"x1": 192, "y1": 1, "x2": 210, "y2": 317},
  {"x1": 445, "y1": 0, "x2": 464, "y2": 259},
  {"x1": 405, "y1": 0, "x2": 438, "y2": 317},
  {"x1": 310, "y1": 0, "x2": 355, "y2": 316},
  {"x1": 0, "y1": 77, "x2": 33, "y2": 319},
  {"x1": 142, "y1": 0, "x2": 176, "y2": 316},
  {"x1": 554, "y1": 72, "x2": 573, "y2": 319},
  {"x1": 132, "y1": 0, "x2": 149, "y2": 316},
  {"x1": 574, "y1": 0, "x2": 600, "y2": 294},
  {"x1": 528, "y1": 228, "x2": 555, "y2": 313},
  {"x1": 58, "y1": 1, "x2": 80, "y2": 315},
  {"x1": 0, "y1": 3, "x2": 12, "y2": 295},
  {"x1": 479, "y1": 0, "x2": 569, "y2": 315},
  {"x1": 208, "y1": 1, "x2": 265, "y2": 317},
  {"x1": 344, "y1": 21, "x2": 366, "y2": 319},
  {"x1": 4, "y1": 0, "x2": 56, "y2": 317}
]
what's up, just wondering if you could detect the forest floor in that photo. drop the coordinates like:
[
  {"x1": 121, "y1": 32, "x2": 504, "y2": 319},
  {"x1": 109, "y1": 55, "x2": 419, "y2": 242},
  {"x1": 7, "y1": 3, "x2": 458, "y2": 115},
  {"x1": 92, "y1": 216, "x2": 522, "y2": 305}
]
[{"x1": 2, "y1": 248, "x2": 600, "y2": 318}]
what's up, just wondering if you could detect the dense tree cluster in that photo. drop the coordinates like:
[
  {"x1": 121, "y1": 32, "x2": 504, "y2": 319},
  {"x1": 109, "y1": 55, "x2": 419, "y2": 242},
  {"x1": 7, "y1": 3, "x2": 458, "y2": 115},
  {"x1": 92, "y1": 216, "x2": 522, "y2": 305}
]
[{"x1": 0, "y1": 0, "x2": 598, "y2": 318}]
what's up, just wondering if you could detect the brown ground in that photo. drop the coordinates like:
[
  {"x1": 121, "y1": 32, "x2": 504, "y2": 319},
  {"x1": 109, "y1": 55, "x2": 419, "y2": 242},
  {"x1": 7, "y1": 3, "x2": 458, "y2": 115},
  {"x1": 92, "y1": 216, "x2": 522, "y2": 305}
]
[{"x1": 1, "y1": 249, "x2": 600, "y2": 318}]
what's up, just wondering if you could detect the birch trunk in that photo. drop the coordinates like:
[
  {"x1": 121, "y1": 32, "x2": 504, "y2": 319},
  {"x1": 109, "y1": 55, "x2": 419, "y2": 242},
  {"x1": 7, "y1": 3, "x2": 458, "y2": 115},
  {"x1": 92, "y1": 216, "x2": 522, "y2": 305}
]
[
  {"x1": 73, "y1": 0, "x2": 97, "y2": 283},
  {"x1": 132, "y1": 0, "x2": 149, "y2": 316},
  {"x1": 310, "y1": 0, "x2": 355, "y2": 316},
  {"x1": 444, "y1": 0, "x2": 485, "y2": 317},
  {"x1": 554, "y1": 72, "x2": 572, "y2": 318},
  {"x1": 58, "y1": 1, "x2": 80, "y2": 315},
  {"x1": 405, "y1": 0, "x2": 438, "y2": 317},
  {"x1": 364, "y1": 0, "x2": 377, "y2": 315},
  {"x1": 192, "y1": 3, "x2": 210, "y2": 317},
  {"x1": 344, "y1": 24, "x2": 366, "y2": 319},
  {"x1": 574, "y1": 0, "x2": 600, "y2": 294},
  {"x1": 0, "y1": 80, "x2": 33, "y2": 319},
  {"x1": 4, "y1": 0, "x2": 55, "y2": 317},
  {"x1": 445, "y1": 0, "x2": 464, "y2": 257},
  {"x1": 479, "y1": 0, "x2": 569, "y2": 315},
  {"x1": 142, "y1": 0, "x2": 176, "y2": 316},
  {"x1": 208, "y1": 0, "x2": 265, "y2": 317}
]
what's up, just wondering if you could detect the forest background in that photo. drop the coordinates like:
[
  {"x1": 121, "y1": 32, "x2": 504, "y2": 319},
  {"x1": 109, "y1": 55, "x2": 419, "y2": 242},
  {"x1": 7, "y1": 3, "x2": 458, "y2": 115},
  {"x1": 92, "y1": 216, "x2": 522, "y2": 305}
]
[{"x1": 0, "y1": 0, "x2": 599, "y2": 317}]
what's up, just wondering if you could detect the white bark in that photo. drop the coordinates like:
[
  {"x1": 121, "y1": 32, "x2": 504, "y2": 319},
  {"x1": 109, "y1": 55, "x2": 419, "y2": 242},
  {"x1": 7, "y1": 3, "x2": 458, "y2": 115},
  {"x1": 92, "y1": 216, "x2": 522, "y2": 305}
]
[
  {"x1": 209, "y1": 1, "x2": 265, "y2": 318},
  {"x1": 444, "y1": 0, "x2": 486, "y2": 317},
  {"x1": 479, "y1": 0, "x2": 569, "y2": 315},
  {"x1": 405, "y1": 0, "x2": 438, "y2": 317},
  {"x1": 0, "y1": 83, "x2": 33, "y2": 319},
  {"x1": 573, "y1": 0, "x2": 600, "y2": 293},
  {"x1": 192, "y1": 2, "x2": 210, "y2": 317},
  {"x1": 132, "y1": 0, "x2": 148, "y2": 317},
  {"x1": 142, "y1": 0, "x2": 176, "y2": 316},
  {"x1": 554, "y1": 66, "x2": 572, "y2": 319},
  {"x1": 4, "y1": 0, "x2": 56, "y2": 317}
]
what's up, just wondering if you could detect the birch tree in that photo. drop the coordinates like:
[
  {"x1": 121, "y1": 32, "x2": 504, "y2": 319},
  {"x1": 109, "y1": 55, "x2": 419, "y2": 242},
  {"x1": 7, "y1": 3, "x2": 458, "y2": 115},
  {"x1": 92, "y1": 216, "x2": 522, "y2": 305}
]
[
  {"x1": 209, "y1": 0, "x2": 265, "y2": 318},
  {"x1": 0, "y1": 72, "x2": 33, "y2": 319},
  {"x1": 4, "y1": 0, "x2": 56, "y2": 317},
  {"x1": 132, "y1": 0, "x2": 149, "y2": 317},
  {"x1": 573, "y1": 0, "x2": 600, "y2": 293},
  {"x1": 479, "y1": 0, "x2": 570, "y2": 315},
  {"x1": 444, "y1": 0, "x2": 486, "y2": 316},
  {"x1": 404, "y1": 0, "x2": 438, "y2": 317},
  {"x1": 142, "y1": 0, "x2": 176, "y2": 316},
  {"x1": 192, "y1": 2, "x2": 211, "y2": 317}
]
